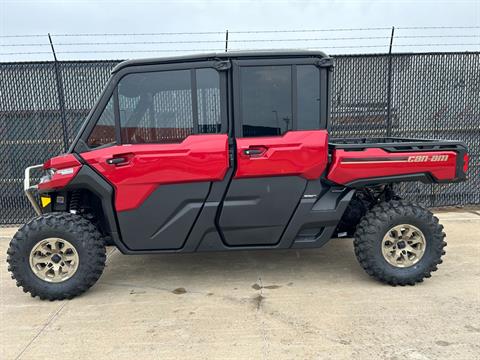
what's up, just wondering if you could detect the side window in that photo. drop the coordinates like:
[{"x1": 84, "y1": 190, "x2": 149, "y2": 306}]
[
  {"x1": 197, "y1": 68, "x2": 221, "y2": 134},
  {"x1": 86, "y1": 96, "x2": 115, "y2": 148},
  {"x1": 240, "y1": 66, "x2": 292, "y2": 137},
  {"x1": 117, "y1": 68, "x2": 222, "y2": 144},
  {"x1": 297, "y1": 65, "x2": 320, "y2": 130},
  {"x1": 239, "y1": 64, "x2": 322, "y2": 137},
  {"x1": 119, "y1": 70, "x2": 193, "y2": 144}
]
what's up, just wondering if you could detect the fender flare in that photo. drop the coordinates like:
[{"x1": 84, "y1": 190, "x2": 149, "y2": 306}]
[{"x1": 65, "y1": 165, "x2": 128, "y2": 252}]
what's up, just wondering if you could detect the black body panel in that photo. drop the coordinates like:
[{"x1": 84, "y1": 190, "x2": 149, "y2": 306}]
[
  {"x1": 64, "y1": 167, "x2": 353, "y2": 254},
  {"x1": 196, "y1": 180, "x2": 354, "y2": 251},
  {"x1": 218, "y1": 177, "x2": 307, "y2": 246},
  {"x1": 288, "y1": 186, "x2": 354, "y2": 248},
  {"x1": 65, "y1": 165, "x2": 121, "y2": 247},
  {"x1": 116, "y1": 182, "x2": 211, "y2": 251},
  {"x1": 181, "y1": 168, "x2": 235, "y2": 252}
]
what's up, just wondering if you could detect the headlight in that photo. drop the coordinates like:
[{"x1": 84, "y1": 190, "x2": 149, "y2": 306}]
[{"x1": 40, "y1": 168, "x2": 56, "y2": 184}]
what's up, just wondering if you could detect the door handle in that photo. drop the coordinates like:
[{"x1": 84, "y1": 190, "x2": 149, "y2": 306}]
[
  {"x1": 106, "y1": 157, "x2": 127, "y2": 165},
  {"x1": 243, "y1": 148, "x2": 264, "y2": 156}
]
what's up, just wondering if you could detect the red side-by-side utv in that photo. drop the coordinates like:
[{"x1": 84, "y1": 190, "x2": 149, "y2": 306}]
[{"x1": 7, "y1": 51, "x2": 469, "y2": 300}]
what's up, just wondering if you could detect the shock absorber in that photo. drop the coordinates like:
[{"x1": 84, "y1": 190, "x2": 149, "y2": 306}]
[{"x1": 69, "y1": 190, "x2": 81, "y2": 214}]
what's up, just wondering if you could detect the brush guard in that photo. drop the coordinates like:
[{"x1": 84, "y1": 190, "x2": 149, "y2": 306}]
[{"x1": 24, "y1": 164, "x2": 44, "y2": 215}]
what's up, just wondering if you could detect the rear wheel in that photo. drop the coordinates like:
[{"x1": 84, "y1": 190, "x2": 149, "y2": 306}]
[
  {"x1": 7, "y1": 212, "x2": 106, "y2": 300},
  {"x1": 354, "y1": 200, "x2": 446, "y2": 286}
]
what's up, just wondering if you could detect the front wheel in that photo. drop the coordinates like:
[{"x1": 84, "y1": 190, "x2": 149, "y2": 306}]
[
  {"x1": 7, "y1": 213, "x2": 106, "y2": 300},
  {"x1": 354, "y1": 200, "x2": 446, "y2": 286}
]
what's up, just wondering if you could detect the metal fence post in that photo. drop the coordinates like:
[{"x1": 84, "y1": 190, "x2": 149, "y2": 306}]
[
  {"x1": 225, "y1": 30, "x2": 229, "y2": 52},
  {"x1": 48, "y1": 33, "x2": 69, "y2": 152},
  {"x1": 386, "y1": 26, "x2": 395, "y2": 137}
]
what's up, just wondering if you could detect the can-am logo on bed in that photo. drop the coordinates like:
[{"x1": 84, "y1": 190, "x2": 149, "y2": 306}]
[{"x1": 407, "y1": 155, "x2": 449, "y2": 162}]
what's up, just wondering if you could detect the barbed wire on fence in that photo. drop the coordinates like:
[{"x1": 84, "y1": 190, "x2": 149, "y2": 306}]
[
  {"x1": 0, "y1": 26, "x2": 479, "y2": 59},
  {"x1": 1, "y1": 25, "x2": 479, "y2": 38},
  {"x1": 2, "y1": 34, "x2": 480, "y2": 47},
  {"x1": 3, "y1": 44, "x2": 480, "y2": 57}
]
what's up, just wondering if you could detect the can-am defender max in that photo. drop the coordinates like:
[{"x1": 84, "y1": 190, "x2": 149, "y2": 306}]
[{"x1": 7, "y1": 51, "x2": 469, "y2": 300}]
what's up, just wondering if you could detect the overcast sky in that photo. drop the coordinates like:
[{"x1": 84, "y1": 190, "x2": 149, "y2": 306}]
[{"x1": 0, "y1": 0, "x2": 479, "y2": 61}]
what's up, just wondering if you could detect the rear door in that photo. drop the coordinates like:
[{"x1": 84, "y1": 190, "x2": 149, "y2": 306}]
[
  {"x1": 79, "y1": 62, "x2": 230, "y2": 251},
  {"x1": 217, "y1": 58, "x2": 330, "y2": 246}
]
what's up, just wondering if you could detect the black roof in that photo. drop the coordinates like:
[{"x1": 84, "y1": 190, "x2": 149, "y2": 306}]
[{"x1": 111, "y1": 50, "x2": 330, "y2": 73}]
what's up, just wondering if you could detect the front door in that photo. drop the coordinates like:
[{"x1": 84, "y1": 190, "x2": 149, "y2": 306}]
[
  {"x1": 218, "y1": 60, "x2": 329, "y2": 247},
  {"x1": 80, "y1": 63, "x2": 229, "y2": 251}
]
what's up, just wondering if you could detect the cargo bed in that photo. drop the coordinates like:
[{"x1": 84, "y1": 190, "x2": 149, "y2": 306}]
[
  {"x1": 329, "y1": 137, "x2": 467, "y2": 151},
  {"x1": 327, "y1": 137, "x2": 468, "y2": 187}
]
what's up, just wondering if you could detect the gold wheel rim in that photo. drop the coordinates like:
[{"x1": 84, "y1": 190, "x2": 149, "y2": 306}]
[
  {"x1": 29, "y1": 238, "x2": 79, "y2": 283},
  {"x1": 382, "y1": 224, "x2": 426, "y2": 268}
]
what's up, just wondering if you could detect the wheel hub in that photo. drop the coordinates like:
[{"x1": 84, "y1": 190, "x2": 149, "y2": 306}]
[
  {"x1": 29, "y1": 238, "x2": 79, "y2": 283},
  {"x1": 381, "y1": 224, "x2": 426, "y2": 268}
]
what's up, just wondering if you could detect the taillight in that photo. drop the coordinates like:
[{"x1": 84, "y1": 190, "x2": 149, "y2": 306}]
[{"x1": 463, "y1": 154, "x2": 469, "y2": 174}]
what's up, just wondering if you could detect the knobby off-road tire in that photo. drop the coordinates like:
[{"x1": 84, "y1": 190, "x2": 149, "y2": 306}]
[
  {"x1": 354, "y1": 200, "x2": 446, "y2": 286},
  {"x1": 7, "y1": 212, "x2": 106, "y2": 300}
]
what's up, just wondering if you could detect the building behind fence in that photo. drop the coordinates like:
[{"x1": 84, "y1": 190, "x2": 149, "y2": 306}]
[{"x1": 0, "y1": 52, "x2": 479, "y2": 225}]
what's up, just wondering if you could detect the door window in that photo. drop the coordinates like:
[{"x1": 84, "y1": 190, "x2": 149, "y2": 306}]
[
  {"x1": 117, "y1": 68, "x2": 222, "y2": 144},
  {"x1": 197, "y1": 68, "x2": 222, "y2": 134},
  {"x1": 118, "y1": 70, "x2": 193, "y2": 144},
  {"x1": 297, "y1": 65, "x2": 320, "y2": 130},
  {"x1": 86, "y1": 95, "x2": 115, "y2": 148},
  {"x1": 240, "y1": 66, "x2": 292, "y2": 137},
  {"x1": 239, "y1": 64, "x2": 321, "y2": 137}
]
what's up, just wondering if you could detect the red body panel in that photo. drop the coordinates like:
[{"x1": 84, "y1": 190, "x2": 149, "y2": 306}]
[
  {"x1": 235, "y1": 130, "x2": 329, "y2": 179},
  {"x1": 80, "y1": 134, "x2": 229, "y2": 211},
  {"x1": 39, "y1": 154, "x2": 82, "y2": 191},
  {"x1": 327, "y1": 148, "x2": 458, "y2": 185},
  {"x1": 43, "y1": 154, "x2": 81, "y2": 170}
]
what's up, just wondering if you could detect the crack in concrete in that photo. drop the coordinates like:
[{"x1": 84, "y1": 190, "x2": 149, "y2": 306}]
[
  {"x1": 101, "y1": 280, "x2": 256, "y2": 312},
  {"x1": 14, "y1": 244, "x2": 118, "y2": 359},
  {"x1": 257, "y1": 276, "x2": 270, "y2": 360},
  {"x1": 105, "y1": 246, "x2": 118, "y2": 264},
  {"x1": 242, "y1": 251, "x2": 270, "y2": 360},
  {"x1": 15, "y1": 302, "x2": 68, "y2": 360},
  {"x1": 101, "y1": 280, "x2": 200, "y2": 295}
]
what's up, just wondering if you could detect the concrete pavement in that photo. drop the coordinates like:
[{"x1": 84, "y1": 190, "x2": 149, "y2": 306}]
[{"x1": 1, "y1": 210, "x2": 479, "y2": 359}]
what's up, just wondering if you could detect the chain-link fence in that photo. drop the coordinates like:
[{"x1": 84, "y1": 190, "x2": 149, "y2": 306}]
[{"x1": 1, "y1": 52, "x2": 479, "y2": 225}]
